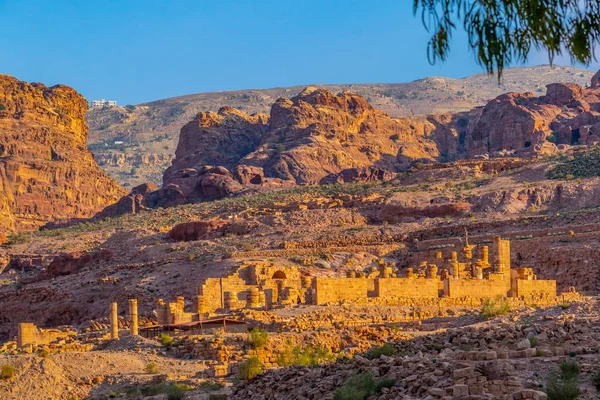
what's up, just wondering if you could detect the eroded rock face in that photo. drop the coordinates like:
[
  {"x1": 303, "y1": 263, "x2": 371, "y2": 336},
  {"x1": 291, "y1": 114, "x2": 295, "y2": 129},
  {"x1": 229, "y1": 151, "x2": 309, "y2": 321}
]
[
  {"x1": 168, "y1": 219, "x2": 230, "y2": 242},
  {"x1": 0, "y1": 75, "x2": 126, "y2": 232},
  {"x1": 319, "y1": 167, "x2": 395, "y2": 185},
  {"x1": 94, "y1": 182, "x2": 158, "y2": 219},
  {"x1": 238, "y1": 87, "x2": 437, "y2": 184},
  {"x1": 468, "y1": 77, "x2": 600, "y2": 156}
]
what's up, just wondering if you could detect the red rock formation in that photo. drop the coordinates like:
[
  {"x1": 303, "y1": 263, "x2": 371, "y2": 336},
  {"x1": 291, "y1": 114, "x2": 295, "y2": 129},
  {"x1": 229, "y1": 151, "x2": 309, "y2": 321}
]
[
  {"x1": 238, "y1": 87, "x2": 437, "y2": 184},
  {"x1": 168, "y1": 219, "x2": 230, "y2": 242},
  {"x1": 380, "y1": 202, "x2": 471, "y2": 223},
  {"x1": 0, "y1": 75, "x2": 126, "y2": 232},
  {"x1": 94, "y1": 182, "x2": 158, "y2": 219},
  {"x1": 319, "y1": 167, "x2": 395, "y2": 185}
]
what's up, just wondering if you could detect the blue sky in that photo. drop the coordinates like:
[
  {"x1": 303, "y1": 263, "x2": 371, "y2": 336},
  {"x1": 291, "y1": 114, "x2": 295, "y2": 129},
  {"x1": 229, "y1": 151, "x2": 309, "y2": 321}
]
[{"x1": 0, "y1": 0, "x2": 595, "y2": 105}]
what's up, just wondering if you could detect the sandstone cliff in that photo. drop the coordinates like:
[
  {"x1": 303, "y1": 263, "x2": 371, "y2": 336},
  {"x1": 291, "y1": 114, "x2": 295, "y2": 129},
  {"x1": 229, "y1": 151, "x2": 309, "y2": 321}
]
[{"x1": 0, "y1": 75, "x2": 126, "y2": 232}]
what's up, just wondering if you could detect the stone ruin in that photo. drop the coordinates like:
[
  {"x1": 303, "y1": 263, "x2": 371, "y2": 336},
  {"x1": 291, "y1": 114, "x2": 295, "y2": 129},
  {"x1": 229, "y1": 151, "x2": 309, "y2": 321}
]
[
  {"x1": 150, "y1": 237, "x2": 563, "y2": 323},
  {"x1": 9, "y1": 238, "x2": 567, "y2": 349}
]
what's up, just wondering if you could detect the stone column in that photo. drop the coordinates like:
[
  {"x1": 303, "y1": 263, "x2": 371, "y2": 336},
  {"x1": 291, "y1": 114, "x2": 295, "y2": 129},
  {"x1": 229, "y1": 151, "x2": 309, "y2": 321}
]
[
  {"x1": 435, "y1": 251, "x2": 443, "y2": 259},
  {"x1": 224, "y1": 292, "x2": 236, "y2": 311},
  {"x1": 427, "y1": 265, "x2": 438, "y2": 279},
  {"x1": 128, "y1": 299, "x2": 138, "y2": 336},
  {"x1": 110, "y1": 302, "x2": 119, "y2": 340},
  {"x1": 347, "y1": 270, "x2": 356, "y2": 278},
  {"x1": 481, "y1": 246, "x2": 489, "y2": 265},
  {"x1": 451, "y1": 264, "x2": 459, "y2": 279},
  {"x1": 247, "y1": 287, "x2": 260, "y2": 308},
  {"x1": 451, "y1": 251, "x2": 458, "y2": 261},
  {"x1": 475, "y1": 265, "x2": 483, "y2": 280}
]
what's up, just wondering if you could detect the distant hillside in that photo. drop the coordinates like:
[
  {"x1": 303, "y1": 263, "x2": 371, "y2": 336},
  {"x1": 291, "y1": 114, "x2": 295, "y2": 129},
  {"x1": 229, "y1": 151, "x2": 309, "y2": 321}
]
[{"x1": 86, "y1": 65, "x2": 595, "y2": 188}]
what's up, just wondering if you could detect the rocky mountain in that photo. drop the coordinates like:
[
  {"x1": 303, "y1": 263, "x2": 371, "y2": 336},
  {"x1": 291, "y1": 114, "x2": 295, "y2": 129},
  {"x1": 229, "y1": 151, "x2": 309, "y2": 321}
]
[
  {"x1": 0, "y1": 75, "x2": 126, "y2": 233},
  {"x1": 98, "y1": 69, "x2": 600, "y2": 216},
  {"x1": 86, "y1": 65, "x2": 595, "y2": 188}
]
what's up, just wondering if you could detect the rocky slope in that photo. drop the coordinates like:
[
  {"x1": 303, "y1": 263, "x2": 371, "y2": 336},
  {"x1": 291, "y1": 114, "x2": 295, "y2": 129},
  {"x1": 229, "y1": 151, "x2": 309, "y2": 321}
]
[
  {"x1": 86, "y1": 65, "x2": 595, "y2": 188},
  {"x1": 0, "y1": 75, "x2": 126, "y2": 233},
  {"x1": 100, "y1": 69, "x2": 600, "y2": 213}
]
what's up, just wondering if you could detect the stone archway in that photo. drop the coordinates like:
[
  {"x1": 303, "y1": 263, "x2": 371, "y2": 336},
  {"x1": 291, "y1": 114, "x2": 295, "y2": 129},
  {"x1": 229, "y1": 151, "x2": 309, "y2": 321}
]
[{"x1": 272, "y1": 270, "x2": 287, "y2": 280}]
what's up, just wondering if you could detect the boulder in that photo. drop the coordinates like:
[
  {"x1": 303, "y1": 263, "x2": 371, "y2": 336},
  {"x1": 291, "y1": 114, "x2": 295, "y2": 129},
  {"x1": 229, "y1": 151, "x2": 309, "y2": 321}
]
[{"x1": 168, "y1": 219, "x2": 230, "y2": 242}]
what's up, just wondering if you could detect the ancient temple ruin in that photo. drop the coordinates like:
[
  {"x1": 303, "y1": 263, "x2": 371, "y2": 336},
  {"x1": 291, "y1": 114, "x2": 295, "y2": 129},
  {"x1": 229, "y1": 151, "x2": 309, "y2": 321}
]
[{"x1": 152, "y1": 237, "x2": 558, "y2": 322}]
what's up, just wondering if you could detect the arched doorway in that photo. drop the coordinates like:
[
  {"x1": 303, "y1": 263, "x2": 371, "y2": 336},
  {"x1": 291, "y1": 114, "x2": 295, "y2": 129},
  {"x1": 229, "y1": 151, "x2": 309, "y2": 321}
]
[
  {"x1": 272, "y1": 271, "x2": 287, "y2": 302},
  {"x1": 272, "y1": 271, "x2": 287, "y2": 280}
]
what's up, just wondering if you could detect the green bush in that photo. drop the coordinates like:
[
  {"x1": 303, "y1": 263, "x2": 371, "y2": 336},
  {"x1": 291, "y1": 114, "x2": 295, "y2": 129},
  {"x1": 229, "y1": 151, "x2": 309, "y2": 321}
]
[
  {"x1": 239, "y1": 357, "x2": 263, "y2": 380},
  {"x1": 545, "y1": 371, "x2": 580, "y2": 400},
  {"x1": 140, "y1": 383, "x2": 191, "y2": 400},
  {"x1": 481, "y1": 295, "x2": 510, "y2": 319},
  {"x1": 198, "y1": 381, "x2": 225, "y2": 391},
  {"x1": 160, "y1": 333, "x2": 173, "y2": 347},
  {"x1": 0, "y1": 103, "x2": 5, "y2": 111},
  {"x1": 1, "y1": 364, "x2": 14, "y2": 379},
  {"x1": 248, "y1": 327, "x2": 268, "y2": 350},
  {"x1": 277, "y1": 344, "x2": 336, "y2": 367},
  {"x1": 145, "y1": 362, "x2": 159, "y2": 374},
  {"x1": 548, "y1": 145, "x2": 600, "y2": 180},
  {"x1": 545, "y1": 361, "x2": 581, "y2": 400},
  {"x1": 528, "y1": 336, "x2": 539, "y2": 347},
  {"x1": 560, "y1": 361, "x2": 581, "y2": 380},
  {"x1": 367, "y1": 343, "x2": 395, "y2": 359},
  {"x1": 334, "y1": 372, "x2": 396, "y2": 400},
  {"x1": 593, "y1": 370, "x2": 600, "y2": 390}
]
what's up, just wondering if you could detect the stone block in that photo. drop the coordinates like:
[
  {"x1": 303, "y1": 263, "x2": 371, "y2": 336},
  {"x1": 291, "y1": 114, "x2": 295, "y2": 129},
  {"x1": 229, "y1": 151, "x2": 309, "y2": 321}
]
[
  {"x1": 453, "y1": 366, "x2": 475, "y2": 380},
  {"x1": 452, "y1": 384, "x2": 469, "y2": 398}
]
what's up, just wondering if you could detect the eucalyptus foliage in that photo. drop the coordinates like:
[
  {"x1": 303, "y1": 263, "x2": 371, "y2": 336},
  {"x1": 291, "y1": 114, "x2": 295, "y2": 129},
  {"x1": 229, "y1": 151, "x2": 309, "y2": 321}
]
[{"x1": 414, "y1": 0, "x2": 600, "y2": 77}]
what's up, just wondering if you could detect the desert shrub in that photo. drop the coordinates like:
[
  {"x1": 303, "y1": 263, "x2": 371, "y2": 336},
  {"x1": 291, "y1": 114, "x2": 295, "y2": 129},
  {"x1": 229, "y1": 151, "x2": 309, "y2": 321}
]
[
  {"x1": 481, "y1": 295, "x2": 510, "y2": 319},
  {"x1": 38, "y1": 348, "x2": 50, "y2": 358},
  {"x1": 1, "y1": 364, "x2": 14, "y2": 379},
  {"x1": 140, "y1": 383, "x2": 191, "y2": 400},
  {"x1": 145, "y1": 362, "x2": 159, "y2": 374},
  {"x1": 334, "y1": 372, "x2": 396, "y2": 400},
  {"x1": 209, "y1": 395, "x2": 228, "y2": 400},
  {"x1": 248, "y1": 327, "x2": 268, "y2": 350},
  {"x1": 0, "y1": 103, "x2": 5, "y2": 111},
  {"x1": 528, "y1": 336, "x2": 539, "y2": 347},
  {"x1": 593, "y1": 370, "x2": 600, "y2": 390},
  {"x1": 199, "y1": 381, "x2": 225, "y2": 391},
  {"x1": 545, "y1": 371, "x2": 580, "y2": 400},
  {"x1": 374, "y1": 377, "x2": 397, "y2": 393},
  {"x1": 548, "y1": 145, "x2": 600, "y2": 180},
  {"x1": 367, "y1": 343, "x2": 395, "y2": 359},
  {"x1": 160, "y1": 333, "x2": 173, "y2": 347},
  {"x1": 334, "y1": 372, "x2": 375, "y2": 400},
  {"x1": 277, "y1": 344, "x2": 336, "y2": 367},
  {"x1": 545, "y1": 361, "x2": 581, "y2": 400},
  {"x1": 560, "y1": 302, "x2": 571, "y2": 310},
  {"x1": 546, "y1": 131, "x2": 559, "y2": 144},
  {"x1": 559, "y1": 360, "x2": 581, "y2": 380},
  {"x1": 389, "y1": 133, "x2": 400, "y2": 141},
  {"x1": 239, "y1": 357, "x2": 262, "y2": 380}
]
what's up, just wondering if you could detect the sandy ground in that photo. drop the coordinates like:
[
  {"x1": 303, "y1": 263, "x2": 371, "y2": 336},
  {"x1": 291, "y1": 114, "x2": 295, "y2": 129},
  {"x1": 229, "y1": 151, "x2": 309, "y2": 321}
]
[{"x1": 0, "y1": 348, "x2": 209, "y2": 400}]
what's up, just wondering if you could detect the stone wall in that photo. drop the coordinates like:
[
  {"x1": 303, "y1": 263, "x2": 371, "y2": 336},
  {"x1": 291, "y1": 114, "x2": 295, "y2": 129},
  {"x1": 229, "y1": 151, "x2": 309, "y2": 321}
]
[
  {"x1": 17, "y1": 322, "x2": 74, "y2": 349},
  {"x1": 374, "y1": 278, "x2": 439, "y2": 299},
  {"x1": 444, "y1": 278, "x2": 510, "y2": 298},
  {"x1": 513, "y1": 279, "x2": 556, "y2": 298},
  {"x1": 313, "y1": 277, "x2": 375, "y2": 304}
]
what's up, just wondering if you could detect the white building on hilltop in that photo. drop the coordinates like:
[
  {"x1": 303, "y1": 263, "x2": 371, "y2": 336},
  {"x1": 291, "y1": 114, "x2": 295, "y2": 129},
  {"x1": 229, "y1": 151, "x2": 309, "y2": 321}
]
[{"x1": 90, "y1": 99, "x2": 117, "y2": 108}]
